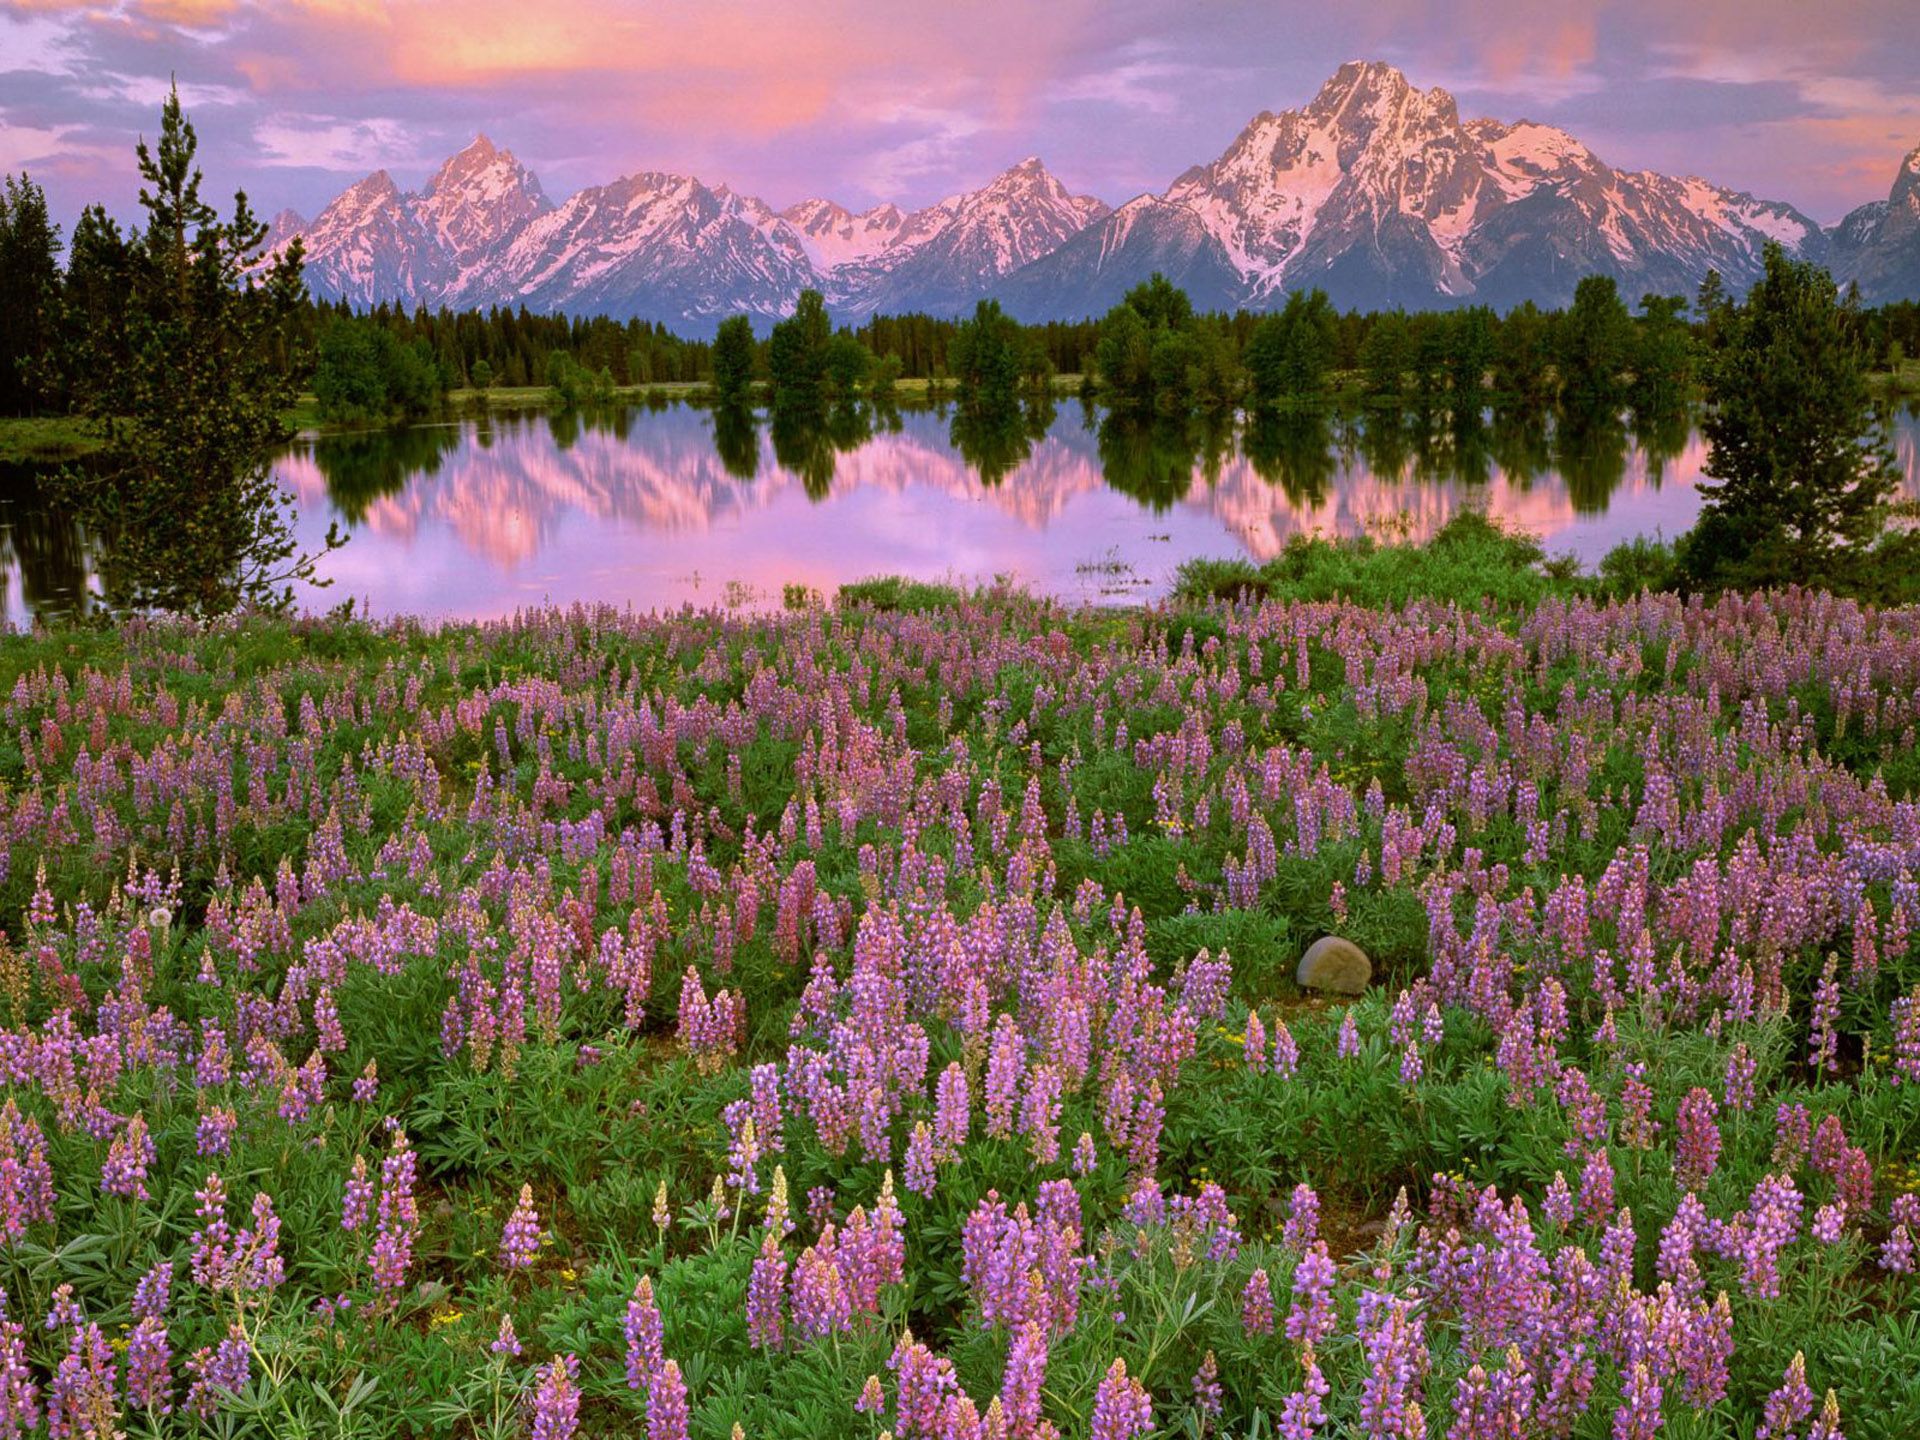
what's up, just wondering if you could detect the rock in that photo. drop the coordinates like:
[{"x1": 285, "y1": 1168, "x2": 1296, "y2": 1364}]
[{"x1": 1297, "y1": 935, "x2": 1371, "y2": 994}]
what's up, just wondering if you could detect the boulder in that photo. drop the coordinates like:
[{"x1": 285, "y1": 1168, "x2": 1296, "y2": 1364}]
[{"x1": 1296, "y1": 935, "x2": 1371, "y2": 994}]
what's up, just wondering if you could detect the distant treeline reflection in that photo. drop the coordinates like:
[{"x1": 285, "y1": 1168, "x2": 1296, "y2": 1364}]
[{"x1": 291, "y1": 397, "x2": 1705, "y2": 516}]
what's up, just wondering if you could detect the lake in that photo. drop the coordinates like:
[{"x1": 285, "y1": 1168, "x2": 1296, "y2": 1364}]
[{"x1": 5, "y1": 399, "x2": 1918, "y2": 623}]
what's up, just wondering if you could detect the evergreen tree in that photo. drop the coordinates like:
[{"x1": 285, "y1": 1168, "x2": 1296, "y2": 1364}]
[
  {"x1": 54, "y1": 86, "x2": 342, "y2": 615},
  {"x1": 1491, "y1": 301, "x2": 1553, "y2": 407},
  {"x1": 1680, "y1": 244, "x2": 1901, "y2": 591},
  {"x1": 1358, "y1": 312, "x2": 1412, "y2": 401},
  {"x1": 1556, "y1": 275, "x2": 1633, "y2": 413},
  {"x1": 711, "y1": 314, "x2": 756, "y2": 408},
  {"x1": 948, "y1": 299, "x2": 1023, "y2": 418},
  {"x1": 1244, "y1": 288, "x2": 1337, "y2": 407},
  {"x1": 768, "y1": 289, "x2": 832, "y2": 417},
  {"x1": 0, "y1": 173, "x2": 63, "y2": 415},
  {"x1": 1629, "y1": 294, "x2": 1695, "y2": 413},
  {"x1": 822, "y1": 332, "x2": 872, "y2": 405},
  {"x1": 1442, "y1": 307, "x2": 1494, "y2": 407}
]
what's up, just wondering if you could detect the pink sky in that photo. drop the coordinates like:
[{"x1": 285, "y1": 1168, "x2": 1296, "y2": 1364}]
[{"x1": 3, "y1": 0, "x2": 1917, "y2": 228}]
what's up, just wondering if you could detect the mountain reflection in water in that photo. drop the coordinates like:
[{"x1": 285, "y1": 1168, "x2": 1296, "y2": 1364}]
[{"x1": 3, "y1": 399, "x2": 1916, "y2": 624}]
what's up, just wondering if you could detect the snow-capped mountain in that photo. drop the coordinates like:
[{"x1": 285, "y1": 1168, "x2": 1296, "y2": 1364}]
[
  {"x1": 1833, "y1": 145, "x2": 1920, "y2": 303},
  {"x1": 284, "y1": 137, "x2": 551, "y2": 309},
  {"x1": 826, "y1": 158, "x2": 1111, "y2": 316},
  {"x1": 997, "y1": 62, "x2": 1832, "y2": 317},
  {"x1": 269, "y1": 64, "x2": 1918, "y2": 332}
]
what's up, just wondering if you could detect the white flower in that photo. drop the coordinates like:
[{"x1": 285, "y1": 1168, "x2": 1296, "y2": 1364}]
[{"x1": 148, "y1": 906, "x2": 173, "y2": 930}]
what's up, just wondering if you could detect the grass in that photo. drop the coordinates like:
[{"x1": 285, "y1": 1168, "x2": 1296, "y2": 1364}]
[{"x1": 0, "y1": 413, "x2": 104, "y2": 463}]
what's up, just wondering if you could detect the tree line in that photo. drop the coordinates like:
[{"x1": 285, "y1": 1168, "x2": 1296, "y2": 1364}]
[{"x1": 12, "y1": 154, "x2": 1920, "y2": 429}]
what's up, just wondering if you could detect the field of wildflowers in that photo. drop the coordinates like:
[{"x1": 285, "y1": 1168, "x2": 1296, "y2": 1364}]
[{"x1": 0, "y1": 572, "x2": 1915, "y2": 1439}]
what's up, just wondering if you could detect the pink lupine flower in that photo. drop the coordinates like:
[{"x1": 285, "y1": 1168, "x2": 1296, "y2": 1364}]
[
  {"x1": 527, "y1": 1354, "x2": 579, "y2": 1440},
  {"x1": 1673, "y1": 1087, "x2": 1720, "y2": 1190},
  {"x1": 100, "y1": 1112, "x2": 155, "y2": 1199},
  {"x1": 1000, "y1": 1320, "x2": 1048, "y2": 1438},
  {"x1": 1088, "y1": 1358, "x2": 1152, "y2": 1440},
  {"x1": 369, "y1": 1126, "x2": 419, "y2": 1294},
  {"x1": 646, "y1": 1358, "x2": 689, "y2": 1440}
]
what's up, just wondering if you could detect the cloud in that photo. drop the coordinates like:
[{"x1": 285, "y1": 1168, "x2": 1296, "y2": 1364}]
[
  {"x1": 2, "y1": 0, "x2": 1916, "y2": 228},
  {"x1": 254, "y1": 113, "x2": 421, "y2": 171}
]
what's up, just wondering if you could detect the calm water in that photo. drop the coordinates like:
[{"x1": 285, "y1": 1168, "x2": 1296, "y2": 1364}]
[{"x1": 5, "y1": 400, "x2": 1918, "y2": 623}]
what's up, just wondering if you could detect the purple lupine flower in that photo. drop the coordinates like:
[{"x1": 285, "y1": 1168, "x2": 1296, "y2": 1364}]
[
  {"x1": 527, "y1": 1355, "x2": 579, "y2": 1440},
  {"x1": 491, "y1": 1314, "x2": 522, "y2": 1357},
  {"x1": 1286, "y1": 1242, "x2": 1337, "y2": 1348},
  {"x1": 1191, "y1": 1350, "x2": 1223, "y2": 1417},
  {"x1": 1245, "y1": 1010, "x2": 1268, "y2": 1074},
  {"x1": 48, "y1": 1322, "x2": 119, "y2": 1440},
  {"x1": 934, "y1": 1062, "x2": 970, "y2": 1157},
  {"x1": 131, "y1": 1264, "x2": 171, "y2": 1324},
  {"x1": 1808, "y1": 955, "x2": 1841, "y2": 1074},
  {"x1": 370, "y1": 1127, "x2": 419, "y2": 1294},
  {"x1": 1283, "y1": 1183, "x2": 1320, "y2": 1251},
  {"x1": 1242, "y1": 1268, "x2": 1276, "y2": 1335},
  {"x1": 195, "y1": 1107, "x2": 236, "y2": 1157},
  {"x1": 1543, "y1": 1172, "x2": 1574, "y2": 1230},
  {"x1": 500, "y1": 1184, "x2": 541, "y2": 1271},
  {"x1": 1338, "y1": 1011, "x2": 1361, "y2": 1060},
  {"x1": 125, "y1": 1316, "x2": 172, "y2": 1415},
  {"x1": 184, "y1": 1324, "x2": 249, "y2": 1418},
  {"x1": 352, "y1": 1059, "x2": 380, "y2": 1104},
  {"x1": 1892, "y1": 989, "x2": 1920, "y2": 1084},
  {"x1": 1088, "y1": 1358, "x2": 1152, "y2": 1440},
  {"x1": 1611, "y1": 1361, "x2": 1661, "y2": 1440},
  {"x1": 101, "y1": 1112, "x2": 155, "y2": 1200},
  {"x1": 747, "y1": 1232, "x2": 788, "y2": 1350},
  {"x1": 625, "y1": 1276, "x2": 665, "y2": 1389},
  {"x1": 1757, "y1": 1353, "x2": 1814, "y2": 1440},
  {"x1": 189, "y1": 1175, "x2": 235, "y2": 1292},
  {"x1": 0, "y1": 1101, "x2": 56, "y2": 1242},
  {"x1": 647, "y1": 1358, "x2": 690, "y2": 1440},
  {"x1": 1072, "y1": 1131, "x2": 1098, "y2": 1175},
  {"x1": 0, "y1": 1288, "x2": 41, "y2": 1435},
  {"x1": 1674, "y1": 1088, "x2": 1720, "y2": 1191},
  {"x1": 1278, "y1": 1348, "x2": 1329, "y2": 1440},
  {"x1": 1357, "y1": 1294, "x2": 1426, "y2": 1439},
  {"x1": 238, "y1": 1190, "x2": 286, "y2": 1293},
  {"x1": 1273, "y1": 1019, "x2": 1300, "y2": 1078},
  {"x1": 1399, "y1": 1041, "x2": 1423, "y2": 1087},
  {"x1": 855, "y1": 1374, "x2": 884, "y2": 1416},
  {"x1": 341, "y1": 1154, "x2": 373, "y2": 1231},
  {"x1": 1001, "y1": 1320, "x2": 1048, "y2": 1438},
  {"x1": 1724, "y1": 1043, "x2": 1757, "y2": 1111},
  {"x1": 904, "y1": 1122, "x2": 937, "y2": 1197}
]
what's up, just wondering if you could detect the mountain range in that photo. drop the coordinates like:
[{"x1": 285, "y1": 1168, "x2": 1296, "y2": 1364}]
[{"x1": 266, "y1": 61, "x2": 1920, "y2": 333}]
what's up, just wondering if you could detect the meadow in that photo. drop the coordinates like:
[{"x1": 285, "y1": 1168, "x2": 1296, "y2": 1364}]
[{"x1": 0, "y1": 530, "x2": 1914, "y2": 1439}]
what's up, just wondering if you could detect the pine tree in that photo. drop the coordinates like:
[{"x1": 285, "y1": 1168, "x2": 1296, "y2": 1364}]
[
  {"x1": 1556, "y1": 275, "x2": 1633, "y2": 413},
  {"x1": 948, "y1": 300, "x2": 1023, "y2": 418},
  {"x1": 54, "y1": 85, "x2": 343, "y2": 615},
  {"x1": 1680, "y1": 243, "x2": 1900, "y2": 592},
  {"x1": 1244, "y1": 288, "x2": 1337, "y2": 408},
  {"x1": 768, "y1": 290, "x2": 832, "y2": 417},
  {"x1": 0, "y1": 173, "x2": 63, "y2": 415},
  {"x1": 711, "y1": 315, "x2": 756, "y2": 408}
]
